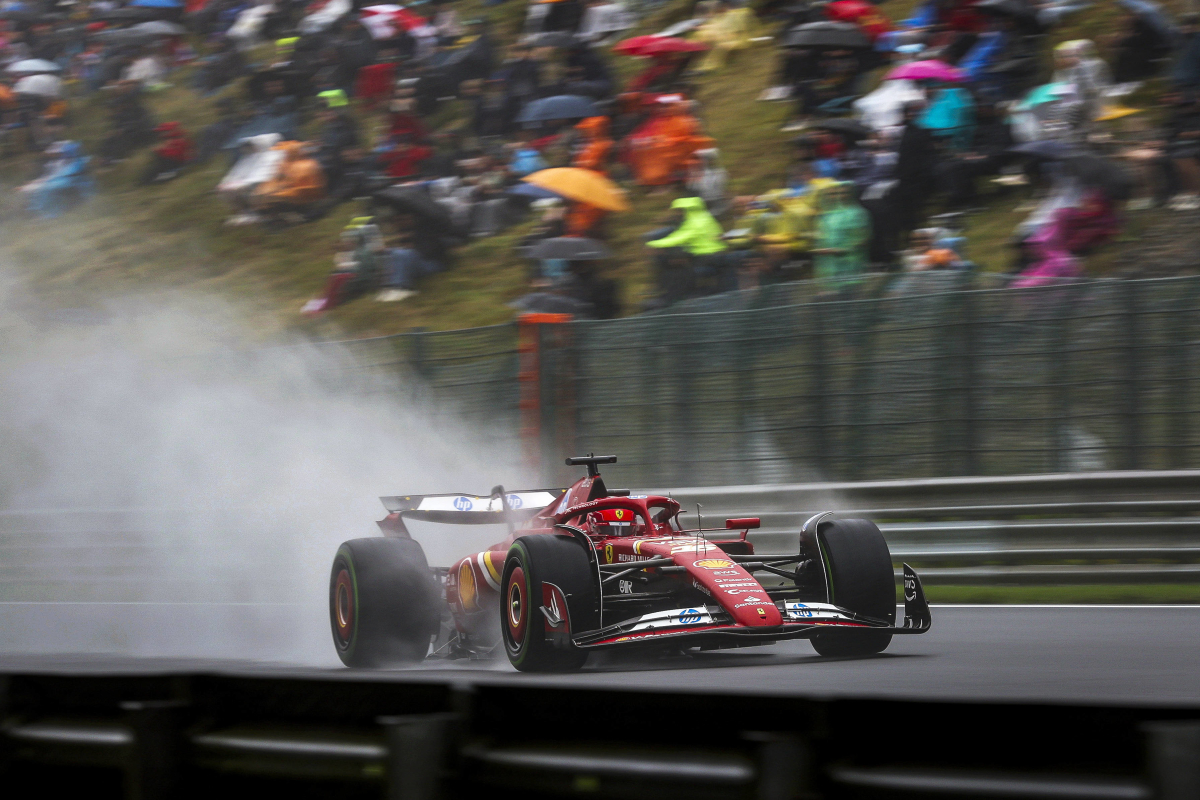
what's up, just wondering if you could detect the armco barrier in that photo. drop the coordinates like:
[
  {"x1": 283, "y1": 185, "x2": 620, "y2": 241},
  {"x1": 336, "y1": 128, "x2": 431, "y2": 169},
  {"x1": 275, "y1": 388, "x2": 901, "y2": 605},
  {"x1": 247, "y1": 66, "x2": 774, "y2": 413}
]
[
  {"x1": 0, "y1": 670, "x2": 1198, "y2": 800},
  {"x1": 3, "y1": 471, "x2": 1200, "y2": 598}
]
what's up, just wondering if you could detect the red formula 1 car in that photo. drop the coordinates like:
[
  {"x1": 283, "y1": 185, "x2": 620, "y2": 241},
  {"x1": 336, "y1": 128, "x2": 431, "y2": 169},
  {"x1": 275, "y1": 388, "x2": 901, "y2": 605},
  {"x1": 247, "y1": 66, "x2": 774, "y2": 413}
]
[{"x1": 329, "y1": 456, "x2": 931, "y2": 671}]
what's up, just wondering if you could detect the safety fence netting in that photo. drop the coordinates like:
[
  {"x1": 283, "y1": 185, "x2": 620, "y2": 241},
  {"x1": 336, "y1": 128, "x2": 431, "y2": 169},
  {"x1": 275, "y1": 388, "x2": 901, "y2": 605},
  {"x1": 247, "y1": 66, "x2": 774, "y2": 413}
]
[{"x1": 335, "y1": 275, "x2": 1200, "y2": 487}]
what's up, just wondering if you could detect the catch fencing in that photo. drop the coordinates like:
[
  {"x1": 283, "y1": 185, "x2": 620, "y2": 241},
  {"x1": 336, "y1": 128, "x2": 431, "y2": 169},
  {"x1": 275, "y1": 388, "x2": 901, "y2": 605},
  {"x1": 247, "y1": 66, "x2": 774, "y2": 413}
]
[{"x1": 335, "y1": 274, "x2": 1200, "y2": 488}]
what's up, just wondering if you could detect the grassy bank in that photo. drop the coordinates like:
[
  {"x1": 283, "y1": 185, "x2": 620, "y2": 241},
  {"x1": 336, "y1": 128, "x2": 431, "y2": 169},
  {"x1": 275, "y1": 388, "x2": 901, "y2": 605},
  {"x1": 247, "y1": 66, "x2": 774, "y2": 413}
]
[{"x1": 0, "y1": 0, "x2": 1191, "y2": 338}]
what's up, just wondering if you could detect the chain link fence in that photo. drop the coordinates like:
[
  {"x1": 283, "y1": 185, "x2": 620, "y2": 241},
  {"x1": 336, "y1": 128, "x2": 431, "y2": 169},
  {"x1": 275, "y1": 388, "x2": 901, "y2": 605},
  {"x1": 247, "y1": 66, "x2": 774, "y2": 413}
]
[{"x1": 335, "y1": 275, "x2": 1200, "y2": 487}]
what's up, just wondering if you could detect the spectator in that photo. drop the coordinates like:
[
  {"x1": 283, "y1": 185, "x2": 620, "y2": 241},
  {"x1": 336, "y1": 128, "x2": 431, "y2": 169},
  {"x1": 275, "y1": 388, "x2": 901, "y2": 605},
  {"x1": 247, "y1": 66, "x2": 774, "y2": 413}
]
[
  {"x1": 1111, "y1": 8, "x2": 1172, "y2": 84},
  {"x1": 96, "y1": 81, "x2": 156, "y2": 165},
  {"x1": 253, "y1": 141, "x2": 327, "y2": 221},
  {"x1": 1163, "y1": 90, "x2": 1200, "y2": 210},
  {"x1": 219, "y1": 133, "x2": 286, "y2": 225},
  {"x1": 647, "y1": 196, "x2": 728, "y2": 306},
  {"x1": 1173, "y1": 13, "x2": 1200, "y2": 90},
  {"x1": 20, "y1": 140, "x2": 93, "y2": 219},
  {"x1": 379, "y1": 133, "x2": 433, "y2": 181},
  {"x1": 686, "y1": 147, "x2": 729, "y2": 217},
  {"x1": 142, "y1": 121, "x2": 193, "y2": 185},
  {"x1": 894, "y1": 100, "x2": 936, "y2": 234},
  {"x1": 629, "y1": 99, "x2": 712, "y2": 189},
  {"x1": 812, "y1": 182, "x2": 870, "y2": 291}
]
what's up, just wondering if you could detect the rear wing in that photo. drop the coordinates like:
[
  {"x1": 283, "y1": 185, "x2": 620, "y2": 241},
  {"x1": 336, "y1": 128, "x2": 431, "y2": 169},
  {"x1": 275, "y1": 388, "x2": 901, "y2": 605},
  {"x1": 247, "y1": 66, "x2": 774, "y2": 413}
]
[{"x1": 380, "y1": 487, "x2": 567, "y2": 524}]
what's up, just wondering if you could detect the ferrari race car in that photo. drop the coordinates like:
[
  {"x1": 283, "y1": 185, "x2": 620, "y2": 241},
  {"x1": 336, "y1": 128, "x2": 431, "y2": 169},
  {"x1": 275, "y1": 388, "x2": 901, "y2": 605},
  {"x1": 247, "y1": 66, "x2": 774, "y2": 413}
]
[{"x1": 329, "y1": 455, "x2": 931, "y2": 671}]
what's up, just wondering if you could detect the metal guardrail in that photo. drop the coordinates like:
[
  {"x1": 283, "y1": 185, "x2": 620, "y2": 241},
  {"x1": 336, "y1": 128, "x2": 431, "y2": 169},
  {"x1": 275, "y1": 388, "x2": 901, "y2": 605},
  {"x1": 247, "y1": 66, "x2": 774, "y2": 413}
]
[
  {"x1": 0, "y1": 672, "x2": 1198, "y2": 800},
  {"x1": 2, "y1": 471, "x2": 1200, "y2": 598},
  {"x1": 667, "y1": 470, "x2": 1200, "y2": 585}
]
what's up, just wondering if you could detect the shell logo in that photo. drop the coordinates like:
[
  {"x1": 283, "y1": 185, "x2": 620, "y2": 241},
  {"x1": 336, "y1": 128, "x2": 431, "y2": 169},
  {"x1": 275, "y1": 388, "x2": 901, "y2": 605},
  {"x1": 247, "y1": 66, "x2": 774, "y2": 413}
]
[
  {"x1": 457, "y1": 561, "x2": 478, "y2": 610},
  {"x1": 694, "y1": 559, "x2": 736, "y2": 569}
]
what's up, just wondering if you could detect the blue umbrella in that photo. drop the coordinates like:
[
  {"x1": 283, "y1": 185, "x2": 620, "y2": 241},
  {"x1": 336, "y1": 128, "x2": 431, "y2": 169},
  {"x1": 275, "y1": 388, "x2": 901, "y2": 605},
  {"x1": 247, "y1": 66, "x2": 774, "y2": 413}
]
[
  {"x1": 508, "y1": 183, "x2": 562, "y2": 200},
  {"x1": 515, "y1": 95, "x2": 600, "y2": 124},
  {"x1": 130, "y1": 0, "x2": 183, "y2": 8}
]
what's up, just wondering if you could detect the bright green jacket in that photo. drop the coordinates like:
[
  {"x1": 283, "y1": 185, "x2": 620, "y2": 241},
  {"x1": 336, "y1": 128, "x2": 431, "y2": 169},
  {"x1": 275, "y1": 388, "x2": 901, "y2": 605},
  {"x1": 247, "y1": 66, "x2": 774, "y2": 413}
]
[{"x1": 647, "y1": 197, "x2": 727, "y2": 255}]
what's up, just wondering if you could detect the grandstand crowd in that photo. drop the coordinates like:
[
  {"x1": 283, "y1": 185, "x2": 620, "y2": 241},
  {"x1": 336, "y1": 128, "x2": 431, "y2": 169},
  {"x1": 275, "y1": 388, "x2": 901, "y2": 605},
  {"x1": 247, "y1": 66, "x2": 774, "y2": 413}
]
[{"x1": 0, "y1": 0, "x2": 1195, "y2": 316}]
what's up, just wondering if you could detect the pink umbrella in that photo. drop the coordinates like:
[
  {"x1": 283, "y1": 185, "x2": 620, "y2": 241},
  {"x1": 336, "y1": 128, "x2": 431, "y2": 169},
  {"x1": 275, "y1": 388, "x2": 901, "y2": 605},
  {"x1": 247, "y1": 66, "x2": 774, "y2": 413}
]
[{"x1": 886, "y1": 60, "x2": 965, "y2": 82}]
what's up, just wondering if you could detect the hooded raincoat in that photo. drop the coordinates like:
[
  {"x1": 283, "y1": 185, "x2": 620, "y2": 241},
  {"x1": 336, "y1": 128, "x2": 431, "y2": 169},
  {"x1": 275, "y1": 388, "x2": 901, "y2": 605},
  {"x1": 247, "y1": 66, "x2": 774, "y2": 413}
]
[
  {"x1": 813, "y1": 183, "x2": 871, "y2": 289},
  {"x1": 647, "y1": 196, "x2": 727, "y2": 255}
]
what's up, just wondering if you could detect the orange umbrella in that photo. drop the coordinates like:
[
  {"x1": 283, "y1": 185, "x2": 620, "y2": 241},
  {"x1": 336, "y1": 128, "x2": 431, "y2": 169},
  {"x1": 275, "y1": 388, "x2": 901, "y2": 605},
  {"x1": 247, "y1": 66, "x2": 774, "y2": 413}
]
[{"x1": 523, "y1": 168, "x2": 630, "y2": 212}]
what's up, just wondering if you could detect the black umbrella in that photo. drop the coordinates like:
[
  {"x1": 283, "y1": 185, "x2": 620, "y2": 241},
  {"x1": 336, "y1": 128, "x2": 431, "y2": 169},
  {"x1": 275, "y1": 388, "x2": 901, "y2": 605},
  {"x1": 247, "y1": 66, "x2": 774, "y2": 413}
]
[
  {"x1": 809, "y1": 117, "x2": 871, "y2": 139},
  {"x1": 974, "y1": 0, "x2": 1042, "y2": 30},
  {"x1": 521, "y1": 31, "x2": 578, "y2": 49},
  {"x1": 94, "y1": 27, "x2": 158, "y2": 45},
  {"x1": 508, "y1": 291, "x2": 592, "y2": 315},
  {"x1": 97, "y1": 8, "x2": 162, "y2": 22},
  {"x1": 527, "y1": 237, "x2": 612, "y2": 260},
  {"x1": 783, "y1": 21, "x2": 870, "y2": 49},
  {"x1": 515, "y1": 94, "x2": 600, "y2": 124},
  {"x1": 373, "y1": 186, "x2": 454, "y2": 228},
  {"x1": 1009, "y1": 140, "x2": 1083, "y2": 160},
  {"x1": 1065, "y1": 155, "x2": 1133, "y2": 201}
]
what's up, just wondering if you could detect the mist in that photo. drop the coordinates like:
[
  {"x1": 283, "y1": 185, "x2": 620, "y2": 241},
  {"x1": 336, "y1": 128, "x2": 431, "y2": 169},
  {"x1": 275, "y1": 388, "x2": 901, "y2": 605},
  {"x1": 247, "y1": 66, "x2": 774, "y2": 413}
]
[{"x1": 0, "y1": 282, "x2": 528, "y2": 666}]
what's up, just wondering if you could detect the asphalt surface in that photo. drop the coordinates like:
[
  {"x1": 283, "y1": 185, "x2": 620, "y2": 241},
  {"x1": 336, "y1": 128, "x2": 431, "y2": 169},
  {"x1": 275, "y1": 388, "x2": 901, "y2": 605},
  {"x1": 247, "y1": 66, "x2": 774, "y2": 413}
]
[{"x1": 2, "y1": 606, "x2": 1199, "y2": 706}]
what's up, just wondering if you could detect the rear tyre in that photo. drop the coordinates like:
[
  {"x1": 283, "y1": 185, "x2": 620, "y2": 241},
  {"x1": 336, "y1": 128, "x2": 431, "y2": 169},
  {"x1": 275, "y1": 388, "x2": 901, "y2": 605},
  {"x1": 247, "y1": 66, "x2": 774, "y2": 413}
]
[
  {"x1": 330, "y1": 537, "x2": 441, "y2": 668},
  {"x1": 810, "y1": 518, "x2": 895, "y2": 657},
  {"x1": 501, "y1": 534, "x2": 599, "y2": 672}
]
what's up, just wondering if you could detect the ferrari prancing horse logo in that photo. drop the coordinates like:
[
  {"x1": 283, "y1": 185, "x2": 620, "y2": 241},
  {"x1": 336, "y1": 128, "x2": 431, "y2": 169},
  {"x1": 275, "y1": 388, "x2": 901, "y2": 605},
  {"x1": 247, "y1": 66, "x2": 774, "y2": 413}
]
[{"x1": 605, "y1": 543, "x2": 613, "y2": 563}]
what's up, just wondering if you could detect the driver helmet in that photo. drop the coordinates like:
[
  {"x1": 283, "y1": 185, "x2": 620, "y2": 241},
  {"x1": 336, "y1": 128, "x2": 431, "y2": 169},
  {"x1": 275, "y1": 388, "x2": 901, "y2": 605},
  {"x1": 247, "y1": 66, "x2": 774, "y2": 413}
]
[{"x1": 588, "y1": 507, "x2": 643, "y2": 536}]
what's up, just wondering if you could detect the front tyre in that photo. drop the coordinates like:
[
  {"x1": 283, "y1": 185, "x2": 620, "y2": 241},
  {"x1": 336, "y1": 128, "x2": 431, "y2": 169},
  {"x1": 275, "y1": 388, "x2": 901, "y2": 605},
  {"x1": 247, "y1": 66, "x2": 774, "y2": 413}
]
[
  {"x1": 810, "y1": 518, "x2": 895, "y2": 657},
  {"x1": 330, "y1": 537, "x2": 441, "y2": 668},
  {"x1": 501, "y1": 535, "x2": 598, "y2": 672}
]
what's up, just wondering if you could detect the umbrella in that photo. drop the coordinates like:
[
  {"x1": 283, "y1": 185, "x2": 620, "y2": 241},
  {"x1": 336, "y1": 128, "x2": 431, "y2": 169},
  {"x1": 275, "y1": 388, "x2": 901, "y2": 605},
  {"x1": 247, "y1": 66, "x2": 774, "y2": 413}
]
[
  {"x1": 130, "y1": 0, "x2": 183, "y2": 7},
  {"x1": 783, "y1": 21, "x2": 870, "y2": 49},
  {"x1": 361, "y1": 5, "x2": 426, "y2": 38},
  {"x1": 508, "y1": 183, "x2": 562, "y2": 201},
  {"x1": 14, "y1": 73, "x2": 62, "y2": 97},
  {"x1": 886, "y1": 60, "x2": 965, "y2": 83},
  {"x1": 974, "y1": 0, "x2": 1041, "y2": 28},
  {"x1": 132, "y1": 20, "x2": 187, "y2": 35},
  {"x1": 97, "y1": 8, "x2": 161, "y2": 22},
  {"x1": 6, "y1": 59, "x2": 62, "y2": 74},
  {"x1": 515, "y1": 94, "x2": 600, "y2": 124},
  {"x1": 508, "y1": 292, "x2": 591, "y2": 315},
  {"x1": 1065, "y1": 154, "x2": 1133, "y2": 200},
  {"x1": 1009, "y1": 140, "x2": 1082, "y2": 159},
  {"x1": 1095, "y1": 104, "x2": 1140, "y2": 122},
  {"x1": 523, "y1": 168, "x2": 630, "y2": 212},
  {"x1": 527, "y1": 237, "x2": 613, "y2": 260},
  {"x1": 373, "y1": 186, "x2": 454, "y2": 227},
  {"x1": 613, "y1": 35, "x2": 707, "y2": 57},
  {"x1": 521, "y1": 31, "x2": 577, "y2": 48},
  {"x1": 825, "y1": 0, "x2": 876, "y2": 21},
  {"x1": 809, "y1": 117, "x2": 871, "y2": 139},
  {"x1": 1117, "y1": 0, "x2": 1175, "y2": 39},
  {"x1": 95, "y1": 27, "x2": 158, "y2": 44}
]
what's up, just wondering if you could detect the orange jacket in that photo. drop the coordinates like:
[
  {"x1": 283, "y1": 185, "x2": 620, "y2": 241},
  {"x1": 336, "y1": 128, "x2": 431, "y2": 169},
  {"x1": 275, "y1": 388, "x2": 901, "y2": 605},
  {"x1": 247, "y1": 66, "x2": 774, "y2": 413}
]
[{"x1": 256, "y1": 141, "x2": 326, "y2": 203}]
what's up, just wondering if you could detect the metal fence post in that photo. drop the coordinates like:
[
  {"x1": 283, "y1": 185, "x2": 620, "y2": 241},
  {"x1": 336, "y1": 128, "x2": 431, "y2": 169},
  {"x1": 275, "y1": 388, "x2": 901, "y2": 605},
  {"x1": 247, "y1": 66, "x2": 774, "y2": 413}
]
[
  {"x1": 381, "y1": 713, "x2": 462, "y2": 800},
  {"x1": 1050, "y1": 289, "x2": 1075, "y2": 473},
  {"x1": 1143, "y1": 721, "x2": 1200, "y2": 800},
  {"x1": 960, "y1": 290, "x2": 980, "y2": 475},
  {"x1": 808, "y1": 301, "x2": 831, "y2": 477},
  {"x1": 121, "y1": 700, "x2": 187, "y2": 800},
  {"x1": 1168, "y1": 283, "x2": 1196, "y2": 469},
  {"x1": 1123, "y1": 281, "x2": 1144, "y2": 469}
]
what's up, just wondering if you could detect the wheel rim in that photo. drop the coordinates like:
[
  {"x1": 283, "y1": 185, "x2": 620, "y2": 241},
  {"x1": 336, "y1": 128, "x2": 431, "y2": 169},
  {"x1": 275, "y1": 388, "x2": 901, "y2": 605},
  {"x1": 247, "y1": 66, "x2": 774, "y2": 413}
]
[
  {"x1": 505, "y1": 565, "x2": 527, "y2": 652},
  {"x1": 334, "y1": 567, "x2": 354, "y2": 647}
]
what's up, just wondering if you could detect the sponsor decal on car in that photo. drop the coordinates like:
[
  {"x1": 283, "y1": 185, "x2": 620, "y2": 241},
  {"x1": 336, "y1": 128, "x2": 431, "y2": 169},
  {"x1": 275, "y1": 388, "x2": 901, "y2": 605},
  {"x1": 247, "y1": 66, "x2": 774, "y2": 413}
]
[
  {"x1": 691, "y1": 579, "x2": 711, "y2": 596},
  {"x1": 453, "y1": 496, "x2": 474, "y2": 511},
  {"x1": 605, "y1": 543, "x2": 613, "y2": 564},
  {"x1": 630, "y1": 607, "x2": 713, "y2": 631},
  {"x1": 783, "y1": 602, "x2": 853, "y2": 621},
  {"x1": 713, "y1": 580, "x2": 758, "y2": 588},
  {"x1": 618, "y1": 580, "x2": 633, "y2": 594},
  {"x1": 506, "y1": 494, "x2": 523, "y2": 509},
  {"x1": 617, "y1": 553, "x2": 652, "y2": 563},
  {"x1": 694, "y1": 559, "x2": 735, "y2": 569},
  {"x1": 712, "y1": 569, "x2": 740, "y2": 575},
  {"x1": 734, "y1": 596, "x2": 768, "y2": 608}
]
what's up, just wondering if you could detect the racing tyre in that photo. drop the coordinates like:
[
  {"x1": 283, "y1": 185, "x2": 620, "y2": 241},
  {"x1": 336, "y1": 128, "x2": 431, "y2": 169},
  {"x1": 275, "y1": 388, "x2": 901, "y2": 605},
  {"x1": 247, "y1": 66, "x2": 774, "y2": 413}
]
[
  {"x1": 810, "y1": 518, "x2": 895, "y2": 657},
  {"x1": 501, "y1": 534, "x2": 599, "y2": 672},
  {"x1": 330, "y1": 537, "x2": 441, "y2": 668}
]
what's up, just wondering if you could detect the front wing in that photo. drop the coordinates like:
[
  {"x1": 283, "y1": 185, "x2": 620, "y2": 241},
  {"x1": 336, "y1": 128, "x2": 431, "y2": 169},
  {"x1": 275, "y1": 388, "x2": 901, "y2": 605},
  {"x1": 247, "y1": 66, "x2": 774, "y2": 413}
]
[{"x1": 569, "y1": 564, "x2": 932, "y2": 651}]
